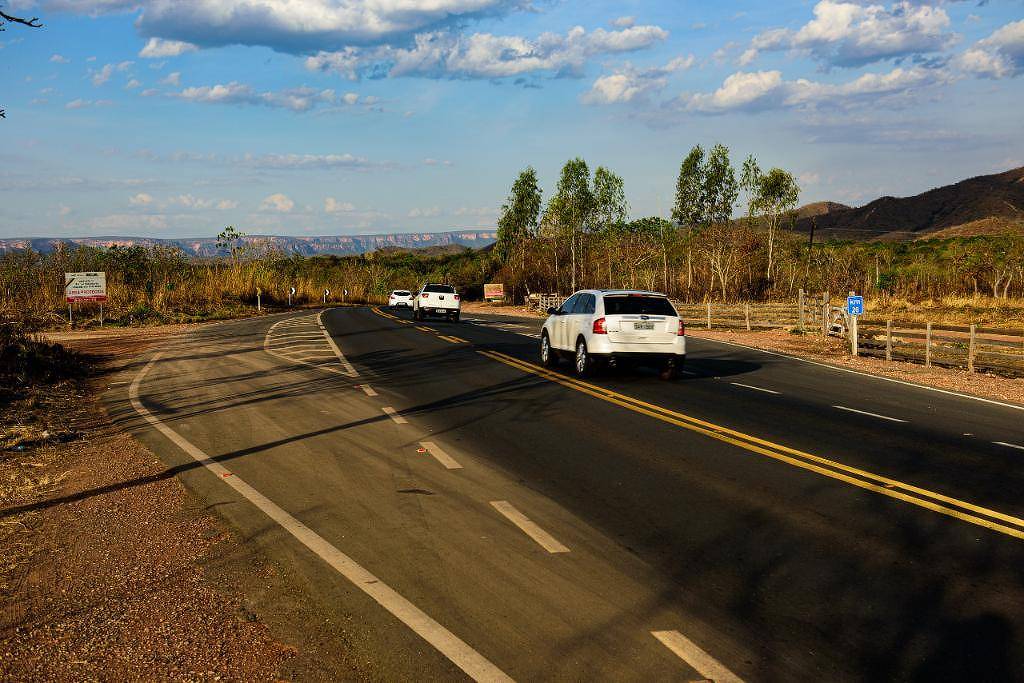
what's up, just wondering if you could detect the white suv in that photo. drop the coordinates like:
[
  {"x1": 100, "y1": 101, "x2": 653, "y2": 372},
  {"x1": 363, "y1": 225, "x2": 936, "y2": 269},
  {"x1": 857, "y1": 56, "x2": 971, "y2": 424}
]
[
  {"x1": 540, "y1": 290, "x2": 686, "y2": 379},
  {"x1": 388, "y1": 290, "x2": 414, "y2": 309},
  {"x1": 413, "y1": 283, "x2": 461, "y2": 322}
]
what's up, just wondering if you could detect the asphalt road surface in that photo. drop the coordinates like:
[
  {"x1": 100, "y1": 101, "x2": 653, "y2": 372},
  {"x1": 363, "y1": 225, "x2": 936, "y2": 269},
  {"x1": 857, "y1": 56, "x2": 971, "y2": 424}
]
[{"x1": 108, "y1": 305, "x2": 1024, "y2": 681}]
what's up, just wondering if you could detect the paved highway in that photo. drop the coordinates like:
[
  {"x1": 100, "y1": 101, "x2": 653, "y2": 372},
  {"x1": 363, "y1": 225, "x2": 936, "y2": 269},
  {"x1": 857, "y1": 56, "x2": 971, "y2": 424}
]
[{"x1": 109, "y1": 306, "x2": 1024, "y2": 681}]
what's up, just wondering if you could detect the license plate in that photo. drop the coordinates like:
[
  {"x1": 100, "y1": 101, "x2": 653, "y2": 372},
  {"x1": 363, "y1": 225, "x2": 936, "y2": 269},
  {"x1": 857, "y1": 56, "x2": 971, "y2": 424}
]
[{"x1": 634, "y1": 321, "x2": 655, "y2": 330}]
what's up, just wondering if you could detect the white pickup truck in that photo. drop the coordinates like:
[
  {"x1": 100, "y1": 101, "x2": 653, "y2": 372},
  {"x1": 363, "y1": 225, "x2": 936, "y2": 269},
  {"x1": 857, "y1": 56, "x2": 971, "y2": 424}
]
[{"x1": 413, "y1": 284, "x2": 461, "y2": 322}]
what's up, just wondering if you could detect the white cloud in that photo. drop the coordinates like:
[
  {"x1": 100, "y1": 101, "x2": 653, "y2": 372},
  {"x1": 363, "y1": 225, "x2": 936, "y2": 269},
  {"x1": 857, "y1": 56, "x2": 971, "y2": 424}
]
[
  {"x1": 139, "y1": 37, "x2": 199, "y2": 58},
  {"x1": 611, "y1": 16, "x2": 635, "y2": 29},
  {"x1": 243, "y1": 152, "x2": 379, "y2": 170},
  {"x1": 681, "y1": 66, "x2": 950, "y2": 113},
  {"x1": 129, "y1": 192, "x2": 154, "y2": 206},
  {"x1": 342, "y1": 91, "x2": 359, "y2": 104},
  {"x1": 324, "y1": 197, "x2": 355, "y2": 213},
  {"x1": 956, "y1": 20, "x2": 1024, "y2": 79},
  {"x1": 169, "y1": 194, "x2": 215, "y2": 209},
  {"x1": 423, "y1": 158, "x2": 453, "y2": 166},
  {"x1": 748, "y1": 1, "x2": 957, "y2": 68},
  {"x1": 49, "y1": 54, "x2": 69, "y2": 64},
  {"x1": 172, "y1": 82, "x2": 341, "y2": 112},
  {"x1": 408, "y1": 206, "x2": 441, "y2": 218},
  {"x1": 65, "y1": 98, "x2": 114, "y2": 109},
  {"x1": 306, "y1": 24, "x2": 669, "y2": 80},
  {"x1": 92, "y1": 60, "x2": 133, "y2": 86},
  {"x1": 103, "y1": 0, "x2": 530, "y2": 54},
  {"x1": 160, "y1": 71, "x2": 181, "y2": 86},
  {"x1": 125, "y1": 78, "x2": 141, "y2": 89},
  {"x1": 217, "y1": 199, "x2": 238, "y2": 210},
  {"x1": 582, "y1": 55, "x2": 694, "y2": 104},
  {"x1": 260, "y1": 193, "x2": 295, "y2": 212}
]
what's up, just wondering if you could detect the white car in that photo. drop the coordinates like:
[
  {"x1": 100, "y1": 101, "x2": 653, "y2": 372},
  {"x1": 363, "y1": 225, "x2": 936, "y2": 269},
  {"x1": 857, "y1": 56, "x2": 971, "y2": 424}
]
[
  {"x1": 388, "y1": 289, "x2": 414, "y2": 309},
  {"x1": 540, "y1": 290, "x2": 686, "y2": 379},
  {"x1": 413, "y1": 283, "x2": 461, "y2": 321}
]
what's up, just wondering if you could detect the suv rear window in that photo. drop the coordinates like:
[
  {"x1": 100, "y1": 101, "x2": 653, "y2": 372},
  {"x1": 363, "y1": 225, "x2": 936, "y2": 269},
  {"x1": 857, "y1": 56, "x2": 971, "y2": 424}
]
[
  {"x1": 603, "y1": 295, "x2": 676, "y2": 316},
  {"x1": 424, "y1": 285, "x2": 455, "y2": 293},
  {"x1": 393, "y1": 291, "x2": 411, "y2": 296}
]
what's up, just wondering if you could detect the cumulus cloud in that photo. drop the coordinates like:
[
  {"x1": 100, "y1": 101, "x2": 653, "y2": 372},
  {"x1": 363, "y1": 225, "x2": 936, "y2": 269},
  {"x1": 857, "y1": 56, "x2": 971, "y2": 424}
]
[
  {"x1": 92, "y1": 60, "x2": 133, "y2": 86},
  {"x1": 260, "y1": 193, "x2": 294, "y2": 212},
  {"x1": 582, "y1": 55, "x2": 694, "y2": 104},
  {"x1": 129, "y1": 192, "x2": 153, "y2": 206},
  {"x1": 681, "y1": 66, "x2": 950, "y2": 113},
  {"x1": 139, "y1": 37, "x2": 199, "y2": 58},
  {"x1": 126, "y1": 0, "x2": 529, "y2": 54},
  {"x1": 171, "y1": 82, "x2": 339, "y2": 112},
  {"x1": 217, "y1": 199, "x2": 238, "y2": 210},
  {"x1": 408, "y1": 206, "x2": 441, "y2": 218},
  {"x1": 956, "y1": 20, "x2": 1024, "y2": 79},
  {"x1": 49, "y1": 54, "x2": 69, "y2": 64},
  {"x1": 748, "y1": 1, "x2": 957, "y2": 68},
  {"x1": 324, "y1": 197, "x2": 355, "y2": 213},
  {"x1": 65, "y1": 98, "x2": 114, "y2": 109},
  {"x1": 160, "y1": 71, "x2": 181, "y2": 86},
  {"x1": 243, "y1": 152, "x2": 379, "y2": 170},
  {"x1": 306, "y1": 24, "x2": 669, "y2": 80}
]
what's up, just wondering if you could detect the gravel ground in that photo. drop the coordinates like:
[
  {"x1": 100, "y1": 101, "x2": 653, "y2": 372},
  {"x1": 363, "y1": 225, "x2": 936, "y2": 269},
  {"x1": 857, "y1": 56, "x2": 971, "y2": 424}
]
[{"x1": 0, "y1": 324, "x2": 298, "y2": 682}]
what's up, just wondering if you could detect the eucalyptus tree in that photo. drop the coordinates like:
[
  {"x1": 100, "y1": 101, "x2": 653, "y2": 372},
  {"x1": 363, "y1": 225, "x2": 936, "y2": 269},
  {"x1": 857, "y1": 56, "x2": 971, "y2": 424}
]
[
  {"x1": 592, "y1": 166, "x2": 628, "y2": 286},
  {"x1": 551, "y1": 158, "x2": 594, "y2": 293},
  {"x1": 700, "y1": 143, "x2": 739, "y2": 299},
  {"x1": 754, "y1": 168, "x2": 800, "y2": 286},
  {"x1": 672, "y1": 145, "x2": 706, "y2": 293},
  {"x1": 496, "y1": 167, "x2": 542, "y2": 299}
]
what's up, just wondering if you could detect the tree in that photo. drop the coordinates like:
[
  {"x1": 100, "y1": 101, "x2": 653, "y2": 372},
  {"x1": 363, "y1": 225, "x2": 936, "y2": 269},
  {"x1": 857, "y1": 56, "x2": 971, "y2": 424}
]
[
  {"x1": 216, "y1": 226, "x2": 247, "y2": 262},
  {"x1": 592, "y1": 166, "x2": 627, "y2": 285},
  {"x1": 754, "y1": 168, "x2": 800, "y2": 286},
  {"x1": 495, "y1": 167, "x2": 542, "y2": 301},
  {"x1": 550, "y1": 158, "x2": 593, "y2": 292},
  {"x1": 1, "y1": 5, "x2": 43, "y2": 119},
  {"x1": 700, "y1": 143, "x2": 739, "y2": 299},
  {"x1": 671, "y1": 145, "x2": 706, "y2": 228}
]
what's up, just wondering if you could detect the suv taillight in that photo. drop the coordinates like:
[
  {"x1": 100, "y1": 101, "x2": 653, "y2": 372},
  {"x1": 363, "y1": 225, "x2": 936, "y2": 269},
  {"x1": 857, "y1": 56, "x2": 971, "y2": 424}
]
[
  {"x1": 454, "y1": 294, "x2": 460, "y2": 300},
  {"x1": 592, "y1": 317, "x2": 607, "y2": 334},
  {"x1": 678, "y1": 319, "x2": 686, "y2": 336},
  {"x1": 422, "y1": 292, "x2": 428, "y2": 298}
]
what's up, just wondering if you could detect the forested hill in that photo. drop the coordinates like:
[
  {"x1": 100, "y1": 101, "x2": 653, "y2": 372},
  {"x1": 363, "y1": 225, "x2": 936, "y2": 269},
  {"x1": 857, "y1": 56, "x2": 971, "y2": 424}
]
[{"x1": 0, "y1": 230, "x2": 497, "y2": 256}]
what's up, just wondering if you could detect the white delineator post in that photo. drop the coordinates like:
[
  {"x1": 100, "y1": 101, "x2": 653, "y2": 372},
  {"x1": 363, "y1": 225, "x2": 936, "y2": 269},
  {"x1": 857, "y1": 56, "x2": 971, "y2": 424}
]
[
  {"x1": 925, "y1": 322, "x2": 932, "y2": 367},
  {"x1": 745, "y1": 302, "x2": 751, "y2": 331},
  {"x1": 706, "y1": 302, "x2": 711, "y2": 330},
  {"x1": 968, "y1": 323, "x2": 977, "y2": 373},
  {"x1": 886, "y1": 319, "x2": 893, "y2": 362}
]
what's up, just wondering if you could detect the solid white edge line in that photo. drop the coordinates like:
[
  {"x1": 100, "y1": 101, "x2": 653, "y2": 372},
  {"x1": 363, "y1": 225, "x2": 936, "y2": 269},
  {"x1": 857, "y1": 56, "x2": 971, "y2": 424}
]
[
  {"x1": 691, "y1": 335, "x2": 1024, "y2": 413},
  {"x1": 360, "y1": 384, "x2": 379, "y2": 397},
  {"x1": 651, "y1": 630, "x2": 743, "y2": 683},
  {"x1": 317, "y1": 309, "x2": 359, "y2": 378},
  {"x1": 489, "y1": 501, "x2": 570, "y2": 554},
  {"x1": 383, "y1": 406, "x2": 408, "y2": 424},
  {"x1": 730, "y1": 382, "x2": 780, "y2": 395},
  {"x1": 419, "y1": 441, "x2": 463, "y2": 470},
  {"x1": 832, "y1": 405, "x2": 907, "y2": 423},
  {"x1": 994, "y1": 441, "x2": 1024, "y2": 451},
  {"x1": 129, "y1": 353, "x2": 511, "y2": 683}
]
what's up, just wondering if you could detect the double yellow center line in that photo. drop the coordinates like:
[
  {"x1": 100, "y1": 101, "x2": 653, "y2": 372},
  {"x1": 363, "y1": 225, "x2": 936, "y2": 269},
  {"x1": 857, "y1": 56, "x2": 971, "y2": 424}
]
[{"x1": 479, "y1": 349, "x2": 1024, "y2": 542}]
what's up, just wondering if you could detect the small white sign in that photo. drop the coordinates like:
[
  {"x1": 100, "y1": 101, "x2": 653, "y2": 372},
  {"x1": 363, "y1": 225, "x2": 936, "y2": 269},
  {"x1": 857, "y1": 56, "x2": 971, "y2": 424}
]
[{"x1": 65, "y1": 272, "x2": 107, "y2": 302}]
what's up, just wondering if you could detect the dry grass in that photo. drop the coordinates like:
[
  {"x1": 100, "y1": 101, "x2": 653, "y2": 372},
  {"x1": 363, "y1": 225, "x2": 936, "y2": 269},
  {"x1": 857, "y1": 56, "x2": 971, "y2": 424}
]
[{"x1": 863, "y1": 295, "x2": 1024, "y2": 329}]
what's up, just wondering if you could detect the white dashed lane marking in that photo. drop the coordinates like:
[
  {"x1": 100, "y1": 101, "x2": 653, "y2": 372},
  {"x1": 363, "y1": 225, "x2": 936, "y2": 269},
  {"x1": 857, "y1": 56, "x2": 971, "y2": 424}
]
[
  {"x1": 383, "y1": 406, "x2": 408, "y2": 424},
  {"x1": 994, "y1": 441, "x2": 1024, "y2": 451},
  {"x1": 730, "y1": 382, "x2": 780, "y2": 395},
  {"x1": 832, "y1": 405, "x2": 907, "y2": 423},
  {"x1": 651, "y1": 630, "x2": 744, "y2": 683},
  {"x1": 489, "y1": 501, "x2": 570, "y2": 554},
  {"x1": 420, "y1": 441, "x2": 463, "y2": 470}
]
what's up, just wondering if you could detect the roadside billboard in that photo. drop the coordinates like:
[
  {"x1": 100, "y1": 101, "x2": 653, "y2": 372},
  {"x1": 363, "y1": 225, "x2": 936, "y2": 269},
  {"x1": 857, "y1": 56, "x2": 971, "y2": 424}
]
[
  {"x1": 65, "y1": 272, "x2": 107, "y2": 302},
  {"x1": 484, "y1": 283, "x2": 504, "y2": 301}
]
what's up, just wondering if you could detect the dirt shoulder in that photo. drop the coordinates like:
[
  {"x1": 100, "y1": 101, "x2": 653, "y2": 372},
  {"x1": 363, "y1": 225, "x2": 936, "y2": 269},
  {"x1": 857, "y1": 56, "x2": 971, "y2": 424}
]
[{"x1": 0, "y1": 323, "x2": 328, "y2": 681}]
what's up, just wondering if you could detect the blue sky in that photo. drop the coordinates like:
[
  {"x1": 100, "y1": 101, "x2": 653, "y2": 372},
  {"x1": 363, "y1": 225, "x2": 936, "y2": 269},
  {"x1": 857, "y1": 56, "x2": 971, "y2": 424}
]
[{"x1": 1, "y1": 0, "x2": 1022, "y2": 238}]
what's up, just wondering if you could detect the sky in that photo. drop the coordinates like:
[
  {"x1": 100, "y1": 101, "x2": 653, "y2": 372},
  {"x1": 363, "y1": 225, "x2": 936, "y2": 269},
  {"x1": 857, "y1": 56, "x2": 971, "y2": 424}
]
[{"x1": 0, "y1": 0, "x2": 1022, "y2": 239}]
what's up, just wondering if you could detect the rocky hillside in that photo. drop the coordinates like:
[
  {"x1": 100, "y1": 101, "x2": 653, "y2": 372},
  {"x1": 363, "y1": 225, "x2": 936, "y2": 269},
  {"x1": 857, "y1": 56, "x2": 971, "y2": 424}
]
[{"x1": 794, "y1": 166, "x2": 1024, "y2": 240}]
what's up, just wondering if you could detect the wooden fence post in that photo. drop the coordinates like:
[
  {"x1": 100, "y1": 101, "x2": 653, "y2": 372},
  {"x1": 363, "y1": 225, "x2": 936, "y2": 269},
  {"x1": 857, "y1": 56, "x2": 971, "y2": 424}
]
[
  {"x1": 706, "y1": 302, "x2": 712, "y2": 330},
  {"x1": 968, "y1": 323, "x2": 976, "y2": 373},
  {"x1": 745, "y1": 303, "x2": 751, "y2": 331},
  {"x1": 885, "y1": 319, "x2": 892, "y2": 362},
  {"x1": 821, "y1": 291, "x2": 830, "y2": 336},
  {"x1": 798, "y1": 289, "x2": 805, "y2": 332},
  {"x1": 925, "y1": 321, "x2": 932, "y2": 368}
]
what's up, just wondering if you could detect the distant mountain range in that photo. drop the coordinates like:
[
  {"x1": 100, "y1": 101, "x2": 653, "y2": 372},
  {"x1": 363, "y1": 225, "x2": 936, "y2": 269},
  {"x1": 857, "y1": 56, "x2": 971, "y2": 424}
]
[
  {"x1": 794, "y1": 166, "x2": 1024, "y2": 240},
  {"x1": 0, "y1": 230, "x2": 498, "y2": 257}
]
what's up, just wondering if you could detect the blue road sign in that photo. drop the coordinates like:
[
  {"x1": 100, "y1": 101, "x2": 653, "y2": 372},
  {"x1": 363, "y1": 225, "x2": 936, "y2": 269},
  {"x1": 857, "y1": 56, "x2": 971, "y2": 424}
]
[{"x1": 847, "y1": 295, "x2": 864, "y2": 316}]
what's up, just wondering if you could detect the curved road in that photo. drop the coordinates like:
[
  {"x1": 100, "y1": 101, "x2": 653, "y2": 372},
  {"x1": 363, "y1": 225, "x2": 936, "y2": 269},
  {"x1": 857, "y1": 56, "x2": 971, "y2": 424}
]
[{"x1": 109, "y1": 306, "x2": 1024, "y2": 681}]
